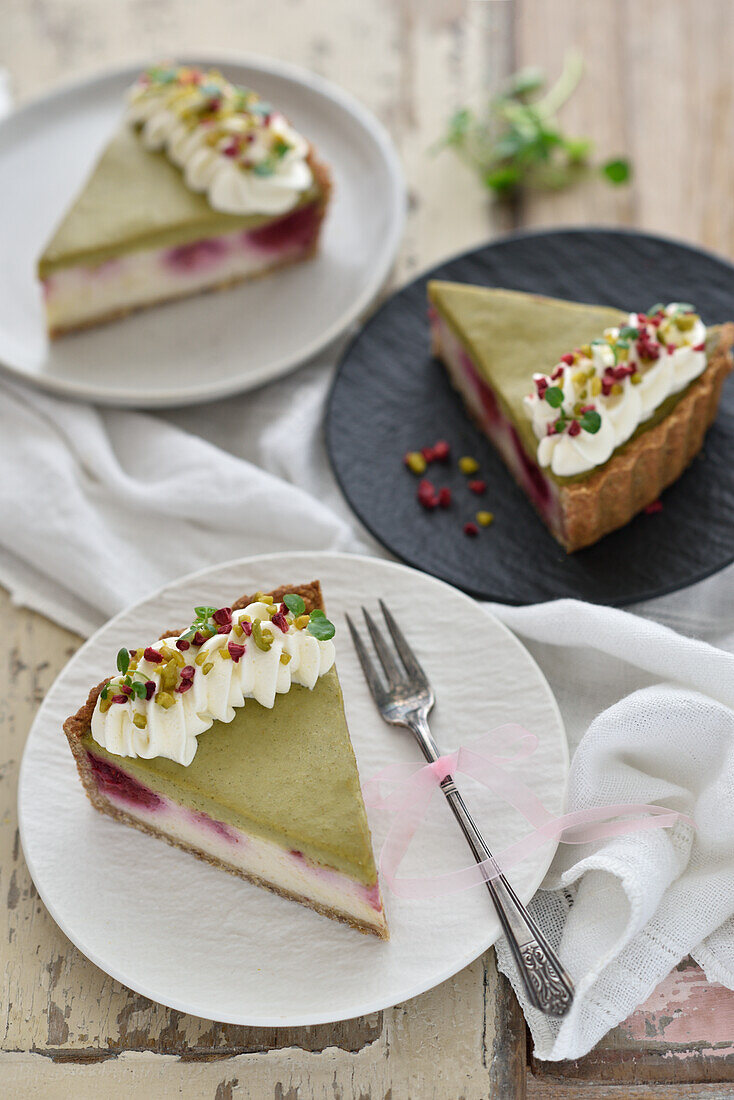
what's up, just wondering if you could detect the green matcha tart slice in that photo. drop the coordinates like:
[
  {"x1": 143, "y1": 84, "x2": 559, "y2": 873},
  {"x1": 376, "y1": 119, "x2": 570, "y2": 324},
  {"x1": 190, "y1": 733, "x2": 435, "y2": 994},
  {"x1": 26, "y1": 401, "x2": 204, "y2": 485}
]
[
  {"x1": 39, "y1": 65, "x2": 332, "y2": 337},
  {"x1": 63, "y1": 581, "x2": 388, "y2": 939},
  {"x1": 428, "y1": 282, "x2": 734, "y2": 551}
]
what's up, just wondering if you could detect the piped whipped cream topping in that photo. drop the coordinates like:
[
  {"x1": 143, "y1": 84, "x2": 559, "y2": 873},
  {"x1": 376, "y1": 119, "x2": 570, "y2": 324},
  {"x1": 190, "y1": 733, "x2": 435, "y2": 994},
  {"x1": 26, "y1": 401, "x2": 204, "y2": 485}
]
[
  {"x1": 523, "y1": 303, "x2": 707, "y2": 477},
  {"x1": 91, "y1": 596, "x2": 336, "y2": 767},
  {"x1": 126, "y1": 65, "x2": 313, "y2": 216}
]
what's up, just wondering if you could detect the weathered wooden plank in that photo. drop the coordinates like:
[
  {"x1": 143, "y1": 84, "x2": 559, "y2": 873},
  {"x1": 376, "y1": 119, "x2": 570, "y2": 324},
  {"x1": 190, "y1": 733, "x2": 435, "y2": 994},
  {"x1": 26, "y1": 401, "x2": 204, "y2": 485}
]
[
  {"x1": 516, "y1": 0, "x2": 734, "y2": 258},
  {"x1": 531, "y1": 959, "x2": 734, "y2": 1086}
]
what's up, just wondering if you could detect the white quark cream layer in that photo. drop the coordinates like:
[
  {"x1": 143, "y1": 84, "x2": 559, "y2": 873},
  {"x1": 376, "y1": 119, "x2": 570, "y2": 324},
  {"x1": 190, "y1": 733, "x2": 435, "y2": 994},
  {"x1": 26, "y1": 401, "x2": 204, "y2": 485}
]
[
  {"x1": 523, "y1": 304, "x2": 707, "y2": 478},
  {"x1": 126, "y1": 67, "x2": 313, "y2": 216},
  {"x1": 91, "y1": 601, "x2": 335, "y2": 767}
]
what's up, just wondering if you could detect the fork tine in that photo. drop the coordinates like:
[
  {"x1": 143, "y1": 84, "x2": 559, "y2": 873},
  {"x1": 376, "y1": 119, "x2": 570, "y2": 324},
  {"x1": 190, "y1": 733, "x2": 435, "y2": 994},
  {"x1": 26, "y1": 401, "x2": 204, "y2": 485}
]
[
  {"x1": 362, "y1": 607, "x2": 403, "y2": 689},
  {"x1": 378, "y1": 600, "x2": 430, "y2": 688},
  {"x1": 346, "y1": 614, "x2": 388, "y2": 705}
]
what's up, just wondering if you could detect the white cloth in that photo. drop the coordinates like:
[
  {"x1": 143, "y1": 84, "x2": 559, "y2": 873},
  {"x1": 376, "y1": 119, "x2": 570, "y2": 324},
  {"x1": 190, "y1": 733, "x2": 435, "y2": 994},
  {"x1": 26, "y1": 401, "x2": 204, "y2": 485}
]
[{"x1": 5, "y1": 361, "x2": 734, "y2": 1061}]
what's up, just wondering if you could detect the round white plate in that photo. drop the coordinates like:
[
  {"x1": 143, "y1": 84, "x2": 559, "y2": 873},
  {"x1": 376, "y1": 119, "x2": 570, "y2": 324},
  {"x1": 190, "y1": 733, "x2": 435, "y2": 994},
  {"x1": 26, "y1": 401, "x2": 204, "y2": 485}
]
[
  {"x1": 0, "y1": 57, "x2": 405, "y2": 407},
  {"x1": 19, "y1": 552, "x2": 567, "y2": 1025}
]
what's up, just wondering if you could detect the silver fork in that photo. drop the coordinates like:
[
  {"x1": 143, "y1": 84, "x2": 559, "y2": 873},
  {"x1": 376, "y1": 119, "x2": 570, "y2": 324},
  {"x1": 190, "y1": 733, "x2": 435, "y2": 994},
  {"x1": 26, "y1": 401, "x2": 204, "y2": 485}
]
[{"x1": 347, "y1": 600, "x2": 574, "y2": 1018}]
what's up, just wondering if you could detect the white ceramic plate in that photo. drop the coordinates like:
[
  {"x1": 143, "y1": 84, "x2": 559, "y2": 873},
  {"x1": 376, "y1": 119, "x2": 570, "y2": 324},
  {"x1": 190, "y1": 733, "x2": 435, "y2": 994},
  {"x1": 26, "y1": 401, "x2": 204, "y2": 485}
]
[
  {"x1": 18, "y1": 552, "x2": 567, "y2": 1025},
  {"x1": 0, "y1": 57, "x2": 405, "y2": 407}
]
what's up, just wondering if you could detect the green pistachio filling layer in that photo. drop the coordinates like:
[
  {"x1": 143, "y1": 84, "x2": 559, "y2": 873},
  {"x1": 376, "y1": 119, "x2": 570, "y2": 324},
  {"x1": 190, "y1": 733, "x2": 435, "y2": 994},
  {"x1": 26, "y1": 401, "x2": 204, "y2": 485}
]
[
  {"x1": 428, "y1": 283, "x2": 721, "y2": 487},
  {"x1": 83, "y1": 668, "x2": 378, "y2": 885},
  {"x1": 39, "y1": 126, "x2": 321, "y2": 277}
]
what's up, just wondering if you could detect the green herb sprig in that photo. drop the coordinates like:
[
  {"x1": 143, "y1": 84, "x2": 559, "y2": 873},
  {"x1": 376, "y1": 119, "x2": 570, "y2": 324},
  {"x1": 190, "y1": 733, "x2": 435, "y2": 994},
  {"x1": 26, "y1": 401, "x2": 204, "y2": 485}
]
[
  {"x1": 283, "y1": 593, "x2": 335, "y2": 640},
  {"x1": 437, "y1": 53, "x2": 631, "y2": 200}
]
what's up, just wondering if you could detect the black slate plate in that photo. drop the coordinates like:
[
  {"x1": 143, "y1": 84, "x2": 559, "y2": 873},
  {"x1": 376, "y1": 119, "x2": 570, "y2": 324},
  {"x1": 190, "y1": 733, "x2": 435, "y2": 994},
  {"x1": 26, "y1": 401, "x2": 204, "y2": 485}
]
[{"x1": 326, "y1": 228, "x2": 734, "y2": 606}]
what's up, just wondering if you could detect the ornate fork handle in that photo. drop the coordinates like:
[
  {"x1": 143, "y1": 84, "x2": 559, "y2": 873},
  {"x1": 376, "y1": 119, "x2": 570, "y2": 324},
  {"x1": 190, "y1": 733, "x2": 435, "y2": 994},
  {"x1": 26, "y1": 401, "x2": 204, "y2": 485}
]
[{"x1": 413, "y1": 716, "x2": 573, "y2": 1017}]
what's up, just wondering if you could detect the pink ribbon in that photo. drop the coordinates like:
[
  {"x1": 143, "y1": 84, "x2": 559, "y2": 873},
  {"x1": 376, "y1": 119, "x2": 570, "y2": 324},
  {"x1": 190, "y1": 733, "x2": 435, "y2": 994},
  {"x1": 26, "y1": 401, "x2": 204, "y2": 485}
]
[{"x1": 363, "y1": 724, "x2": 694, "y2": 899}]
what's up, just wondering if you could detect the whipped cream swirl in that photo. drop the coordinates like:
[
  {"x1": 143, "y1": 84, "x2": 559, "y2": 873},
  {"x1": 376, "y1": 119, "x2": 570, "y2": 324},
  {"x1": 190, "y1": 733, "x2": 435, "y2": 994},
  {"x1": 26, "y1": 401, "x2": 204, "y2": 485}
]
[
  {"x1": 523, "y1": 303, "x2": 707, "y2": 477},
  {"x1": 126, "y1": 65, "x2": 313, "y2": 216},
  {"x1": 91, "y1": 600, "x2": 335, "y2": 767}
]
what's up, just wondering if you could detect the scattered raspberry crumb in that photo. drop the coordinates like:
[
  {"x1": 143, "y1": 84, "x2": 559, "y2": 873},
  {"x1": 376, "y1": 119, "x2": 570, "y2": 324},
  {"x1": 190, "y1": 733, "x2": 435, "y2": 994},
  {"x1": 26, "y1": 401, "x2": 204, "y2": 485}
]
[
  {"x1": 437, "y1": 487, "x2": 452, "y2": 508},
  {"x1": 468, "y1": 479, "x2": 486, "y2": 495},
  {"x1": 463, "y1": 522, "x2": 479, "y2": 537},
  {"x1": 644, "y1": 500, "x2": 663, "y2": 514}
]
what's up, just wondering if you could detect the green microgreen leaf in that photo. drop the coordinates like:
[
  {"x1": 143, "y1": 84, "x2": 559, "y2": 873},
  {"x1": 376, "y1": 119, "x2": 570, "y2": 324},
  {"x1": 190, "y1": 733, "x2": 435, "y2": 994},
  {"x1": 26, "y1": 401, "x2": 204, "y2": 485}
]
[
  {"x1": 579, "y1": 410, "x2": 602, "y2": 434},
  {"x1": 252, "y1": 160, "x2": 275, "y2": 177},
  {"x1": 101, "y1": 686, "x2": 109, "y2": 700},
  {"x1": 648, "y1": 303, "x2": 665, "y2": 316},
  {"x1": 283, "y1": 593, "x2": 306, "y2": 617},
  {"x1": 544, "y1": 385, "x2": 564, "y2": 408},
  {"x1": 601, "y1": 157, "x2": 631, "y2": 184},
  {"x1": 132, "y1": 681, "x2": 148, "y2": 699},
  {"x1": 309, "y1": 609, "x2": 326, "y2": 620},
  {"x1": 436, "y1": 53, "x2": 631, "y2": 202},
  {"x1": 195, "y1": 606, "x2": 217, "y2": 620},
  {"x1": 307, "y1": 615, "x2": 335, "y2": 641},
  {"x1": 618, "y1": 326, "x2": 639, "y2": 340},
  {"x1": 116, "y1": 648, "x2": 130, "y2": 675},
  {"x1": 670, "y1": 302, "x2": 695, "y2": 314}
]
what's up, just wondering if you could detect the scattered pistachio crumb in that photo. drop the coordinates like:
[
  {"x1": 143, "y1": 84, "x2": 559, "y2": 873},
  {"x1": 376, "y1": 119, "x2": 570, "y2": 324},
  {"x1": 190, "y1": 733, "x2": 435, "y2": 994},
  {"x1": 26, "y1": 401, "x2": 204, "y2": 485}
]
[
  {"x1": 156, "y1": 691, "x2": 175, "y2": 708},
  {"x1": 295, "y1": 614, "x2": 310, "y2": 630},
  {"x1": 405, "y1": 451, "x2": 427, "y2": 475},
  {"x1": 280, "y1": 652, "x2": 292, "y2": 665},
  {"x1": 476, "y1": 510, "x2": 494, "y2": 527},
  {"x1": 611, "y1": 382, "x2": 624, "y2": 396},
  {"x1": 195, "y1": 652, "x2": 207, "y2": 667},
  {"x1": 202, "y1": 662, "x2": 214, "y2": 675},
  {"x1": 590, "y1": 377, "x2": 602, "y2": 396},
  {"x1": 133, "y1": 713, "x2": 147, "y2": 729},
  {"x1": 459, "y1": 456, "x2": 479, "y2": 475},
  {"x1": 631, "y1": 372, "x2": 642, "y2": 385},
  {"x1": 219, "y1": 648, "x2": 231, "y2": 659}
]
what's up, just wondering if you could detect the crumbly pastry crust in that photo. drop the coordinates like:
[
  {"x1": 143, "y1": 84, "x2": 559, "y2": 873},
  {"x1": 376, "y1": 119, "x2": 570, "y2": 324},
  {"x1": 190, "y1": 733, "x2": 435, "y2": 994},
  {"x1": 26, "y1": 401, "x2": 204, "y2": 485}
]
[
  {"x1": 47, "y1": 150, "x2": 333, "y2": 339},
  {"x1": 433, "y1": 322, "x2": 734, "y2": 552},
  {"x1": 63, "y1": 580, "x2": 389, "y2": 940}
]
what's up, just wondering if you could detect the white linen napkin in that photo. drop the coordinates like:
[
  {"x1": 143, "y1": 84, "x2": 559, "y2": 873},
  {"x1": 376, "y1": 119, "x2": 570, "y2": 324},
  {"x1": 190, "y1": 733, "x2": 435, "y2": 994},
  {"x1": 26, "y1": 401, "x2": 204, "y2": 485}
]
[{"x1": 4, "y1": 361, "x2": 734, "y2": 1061}]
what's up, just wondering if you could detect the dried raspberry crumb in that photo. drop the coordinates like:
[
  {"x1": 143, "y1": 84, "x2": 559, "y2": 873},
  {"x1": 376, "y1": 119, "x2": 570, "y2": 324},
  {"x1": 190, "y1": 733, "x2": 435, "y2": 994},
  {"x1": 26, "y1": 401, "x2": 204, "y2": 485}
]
[
  {"x1": 143, "y1": 647, "x2": 163, "y2": 664},
  {"x1": 180, "y1": 665, "x2": 195, "y2": 680},
  {"x1": 463, "y1": 522, "x2": 479, "y2": 537},
  {"x1": 192, "y1": 631, "x2": 208, "y2": 647},
  {"x1": 228, "y1": 642, "x2": 246, "y2": 662},
  {"x1": 644, "y1": 500, "x2": 663, "y2": 514},
  {"x1": 468, "y1": 479, "x2": 486, "y2": 495},
  {"x1": 120, "y1": 684, "x2": 133, "y2": 696},
  {"x1": 417, "y1": 479, "x2": 438, "y2": 510},
  {"x1": 144, "y1": 680, "x2": 156, "y2": 700},
  {"x1": 667, "y1": 344, "x2": 677, "y2": 355},
  {"x1": 212, "y1": 607, "x2": 232, "y2": 625},
  {"x1": 271, "y1": 611, "x2": 289, "y2": 633},
  {"x1": 568, "y1": 420, "x2": 581, "y2": 437},
  {"x1": 176, "y1": 679, "x2": 193, "y2": 694},
  {"x1": 176, "y1": 638, "x2": 190, "y2": 651},
  {"x1": 110, "y1": 694, "x2": 127, "y2": 705},
  {"x1": 431, "y1": 440, "x2": 451, "y2": 462},
  {"x1": 241, "y1": 621, "x2": 253, "y2": 636},
  {"x1": 420, "y1": 445, "x2": 435, "y2": 462},
  {"x1": 560, "y1": 353, "x2": 574, "y2": 365},
  {"x1": 693, "y1": 342, "x2": 706, "y2": 351},
  {"x1": 437, "y1": 487, "x2": 452, "y2": 508}
]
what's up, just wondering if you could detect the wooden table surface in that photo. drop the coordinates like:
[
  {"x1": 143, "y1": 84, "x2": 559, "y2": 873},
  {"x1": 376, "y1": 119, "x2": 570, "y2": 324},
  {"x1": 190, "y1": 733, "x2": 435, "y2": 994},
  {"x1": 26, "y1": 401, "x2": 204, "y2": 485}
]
[{"x1": 3, "y1": 1, "x2": 734, "y2": 1096}]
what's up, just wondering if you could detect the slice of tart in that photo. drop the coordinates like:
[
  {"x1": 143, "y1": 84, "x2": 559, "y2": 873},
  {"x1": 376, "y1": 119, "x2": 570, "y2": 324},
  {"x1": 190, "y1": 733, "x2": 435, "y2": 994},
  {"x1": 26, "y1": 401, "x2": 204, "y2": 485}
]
[
  {"x1": 428, "y1": 282, "x2": 734, "y2": 551},
  {"x1": 63, "y1": 582, "x2": 388, "y2": 939},
  {"x1": 39, "y1": 65, "x2": 331, "y2": 337}
]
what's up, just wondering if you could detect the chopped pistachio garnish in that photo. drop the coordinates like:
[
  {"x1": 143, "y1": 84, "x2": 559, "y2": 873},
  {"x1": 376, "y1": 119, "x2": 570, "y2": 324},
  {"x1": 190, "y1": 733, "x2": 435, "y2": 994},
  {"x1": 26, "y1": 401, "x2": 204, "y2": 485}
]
[
  {"x1": 133, "y1": 713, "x2": 148, "y2": 730},
  {"x1": 156, "y1": 691, "x2": 176, "y2": 709}
]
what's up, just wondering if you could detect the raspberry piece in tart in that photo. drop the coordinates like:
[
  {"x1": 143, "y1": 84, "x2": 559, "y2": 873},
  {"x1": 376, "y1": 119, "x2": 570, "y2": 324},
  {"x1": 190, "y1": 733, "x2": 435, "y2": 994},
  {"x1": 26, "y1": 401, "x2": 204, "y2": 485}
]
[
  {"x1": 38, "y1": 65, "x2": 332, "y2": 337},
  {"x1": 428, "y1": 282, "x2": 734, "y2": 552},
  {"x1": 63, "y1": 581, "x2": 388, "y2": 939}
]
